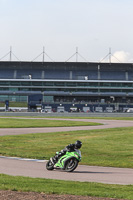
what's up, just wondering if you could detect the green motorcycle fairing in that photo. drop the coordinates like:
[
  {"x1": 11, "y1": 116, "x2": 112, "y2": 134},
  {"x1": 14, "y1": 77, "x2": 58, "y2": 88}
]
[{"x1": 55, "y1": 151, "x2": 81, "y2": 169}]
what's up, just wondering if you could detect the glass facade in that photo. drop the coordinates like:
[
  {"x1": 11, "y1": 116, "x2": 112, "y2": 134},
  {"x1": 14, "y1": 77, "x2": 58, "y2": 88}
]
[
  {"x1": 0, "y1": 80, "x2": 133, "y2": 88},
  {"x1": 0, "y1": 60, "x2": 133, "y2": 105},
  {"x1": 0, "y1": 80, "x2": 133, "y2": 103}
]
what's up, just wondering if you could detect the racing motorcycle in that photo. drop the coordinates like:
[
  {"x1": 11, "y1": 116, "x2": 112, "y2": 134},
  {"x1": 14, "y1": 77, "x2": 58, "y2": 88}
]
[{"x1": 46, "y1": 151, "x2": 81, "y2": 172}]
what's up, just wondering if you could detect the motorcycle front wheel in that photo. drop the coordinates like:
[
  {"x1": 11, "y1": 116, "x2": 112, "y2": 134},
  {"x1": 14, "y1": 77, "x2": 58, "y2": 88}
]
[
  {"x1": 64, "y1": 158, "x2": 78, "y2": 172},
  {"x1": 46, "y1": 160, "x2": 54, "y2": 170}
]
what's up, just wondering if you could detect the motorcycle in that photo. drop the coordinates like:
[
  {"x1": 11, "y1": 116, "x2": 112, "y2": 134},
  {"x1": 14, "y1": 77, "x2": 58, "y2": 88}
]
[{"x1": 46, "y1": 151, "x2": 81, "y2": 172}]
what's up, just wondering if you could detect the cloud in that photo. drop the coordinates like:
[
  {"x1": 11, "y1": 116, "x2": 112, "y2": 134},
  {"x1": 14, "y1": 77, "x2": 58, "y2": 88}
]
[
  {"x1": 101, "y1": 51, "x2": 132, "y2": 63},
  {"x1": 111, "y1": 51, "x2": 130, "y2": 63}
]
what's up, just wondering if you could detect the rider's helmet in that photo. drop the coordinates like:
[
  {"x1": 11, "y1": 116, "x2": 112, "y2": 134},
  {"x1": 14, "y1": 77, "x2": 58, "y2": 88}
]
[{"x1": 75, "y1": 140, "x2": 82, "y2": 149}]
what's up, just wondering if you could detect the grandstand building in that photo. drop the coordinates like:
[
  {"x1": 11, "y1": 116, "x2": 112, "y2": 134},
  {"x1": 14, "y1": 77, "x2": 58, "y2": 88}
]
[{"x1": 0, "y1": 61, "x2": 133, "y2": 112}]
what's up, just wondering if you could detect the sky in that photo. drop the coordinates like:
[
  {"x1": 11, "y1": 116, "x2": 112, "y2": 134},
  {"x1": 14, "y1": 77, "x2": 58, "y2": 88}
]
[{"x1": 0, "y1": 0, "x2": 133, "y2": 62}]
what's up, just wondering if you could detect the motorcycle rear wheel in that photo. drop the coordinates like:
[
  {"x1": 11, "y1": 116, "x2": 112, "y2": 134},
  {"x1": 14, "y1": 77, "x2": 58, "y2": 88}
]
[
  {"x1": 46, "y1": 160, "x2": 54, "y2": 170},
  {"x1": 64, "y1": 158, "x2": 78, "y2": 172}
]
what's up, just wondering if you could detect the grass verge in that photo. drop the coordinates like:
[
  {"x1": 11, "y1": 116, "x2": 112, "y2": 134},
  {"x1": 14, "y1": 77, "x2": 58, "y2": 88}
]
[
  {"x1": 0, "y1": 118, "x2": 101, "y2": 128},
  {"x1": 1, "y1": 116, "x2": 133, "y2": 120},
  {"x1": 0, "y1": 127, "x2": 133, "y2": 168},
  {"x1": 0, "y1": 174, "x2": 133, "y2": 199}
]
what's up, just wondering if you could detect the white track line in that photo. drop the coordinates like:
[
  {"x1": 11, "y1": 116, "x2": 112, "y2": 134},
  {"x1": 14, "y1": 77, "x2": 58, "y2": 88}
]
[{"x1": 0, "y1": 156, "x2": 47, "y2": 163}]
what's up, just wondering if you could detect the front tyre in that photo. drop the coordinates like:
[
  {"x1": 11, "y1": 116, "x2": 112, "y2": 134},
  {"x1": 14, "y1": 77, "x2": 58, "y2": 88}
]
[
  {"x1": 65, "y1": 158, "x2": 78, "y2": 172},
  {"x1": 46, "y1": 160, "x2": 54, "y2": 170}
]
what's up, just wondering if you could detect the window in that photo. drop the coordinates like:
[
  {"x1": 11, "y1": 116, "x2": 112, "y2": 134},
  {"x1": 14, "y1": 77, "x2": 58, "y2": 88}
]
[
  {"x1": 0, "y1": 81, "x2": 9, "y2": 85},
  {"x1": 43, "y1": 82, "x2": 53, "y2": 86},
  {"x1": 54, "y1": 82, "x2": 65, "y2": 86},
  {"x1": 10, "y1": 81, "x2": 20, "y2": 86},
  {"x1": 66, "y1": 82, "x2": 76, "y2": 86},
  {"x1": 32, "y1": 82, "x2": 42, "y2": 86},
  {"x1": 21, "y1": 81, "x2": 31, "y2": 86}
]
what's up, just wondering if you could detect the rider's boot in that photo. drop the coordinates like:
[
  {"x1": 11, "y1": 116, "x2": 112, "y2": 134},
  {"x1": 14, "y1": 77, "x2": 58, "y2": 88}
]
[
  {"x1": 50, "y1": 156, "x2": 57, "y2": 164},
  {"x1": 50, "y1": 152, "x2": 63, "y2": 164}
]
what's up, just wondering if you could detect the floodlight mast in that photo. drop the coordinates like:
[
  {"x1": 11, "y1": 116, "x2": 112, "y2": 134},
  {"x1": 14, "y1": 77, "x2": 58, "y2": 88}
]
[
  {"x1": 0, "y1": 46, "x2": 20, "y2": 61},
  {"x1": 32, "y1": 46, "x2": 54, "y2": 62},
  {"x1": 43, "y1": 46, "x2": 45, "y2": 63},
  {"x1": 65, "y1": 47, "x2": 87, "y2": 62},
  {"x1": 10, "y1": 46, "x2": 12, "y2": 61},
  {"x1": 76, "y1": 47, "x2": 78, "y2": 62},
  {"x1": 100, "y1": 48, "x2": 121, "y2": 63},
  {"x1": 109, "y1": 47, "x2": 111, "y2": 63}
]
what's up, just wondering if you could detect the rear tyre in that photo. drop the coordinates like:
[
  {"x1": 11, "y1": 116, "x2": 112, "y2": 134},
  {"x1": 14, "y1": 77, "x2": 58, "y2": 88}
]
[
  {"x1": 64, "y1": 158, "x2": 78, "y2": 172},
  {"x1": 46, "y1": 160, "x2": 54, "y2": 170}
]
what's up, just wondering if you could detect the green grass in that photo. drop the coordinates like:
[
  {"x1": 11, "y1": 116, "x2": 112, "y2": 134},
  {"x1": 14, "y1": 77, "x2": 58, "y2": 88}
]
[
  {"x1": 0, "y1": 118, "x2": 101, "y2": 128},
  {"x1": 0, "y1": 174, "x2": 133, "y2": 199},
  {"x1": 0, "y1": 127, "x2": 133, "y2": 168},
  {"x1": 2, "y1": 115, "x2": 133, "y2": 120},
  {"x1": 0, "y1": 118, "x2": 133, "y2": 199}
]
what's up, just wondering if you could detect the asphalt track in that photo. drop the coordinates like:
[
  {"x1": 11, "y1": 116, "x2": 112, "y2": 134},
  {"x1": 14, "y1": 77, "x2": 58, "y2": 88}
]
[{"x1": 0, "y1": 118, "x2": 133, "y2": 185}]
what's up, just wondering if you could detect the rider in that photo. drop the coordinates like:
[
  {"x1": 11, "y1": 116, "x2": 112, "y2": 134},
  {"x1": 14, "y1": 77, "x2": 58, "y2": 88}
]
[{"x1": 51, "y1": 140, "x2": 82, "y2": 164}]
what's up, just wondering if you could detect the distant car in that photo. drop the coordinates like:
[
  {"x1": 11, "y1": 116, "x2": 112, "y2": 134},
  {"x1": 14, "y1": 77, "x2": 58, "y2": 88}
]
[
  {"x1": 69, "y1": 107, "x2": 78, "y2": 112},
  {"x1": 126, "y1": 108, "x2": 133, "y2": 113}
]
